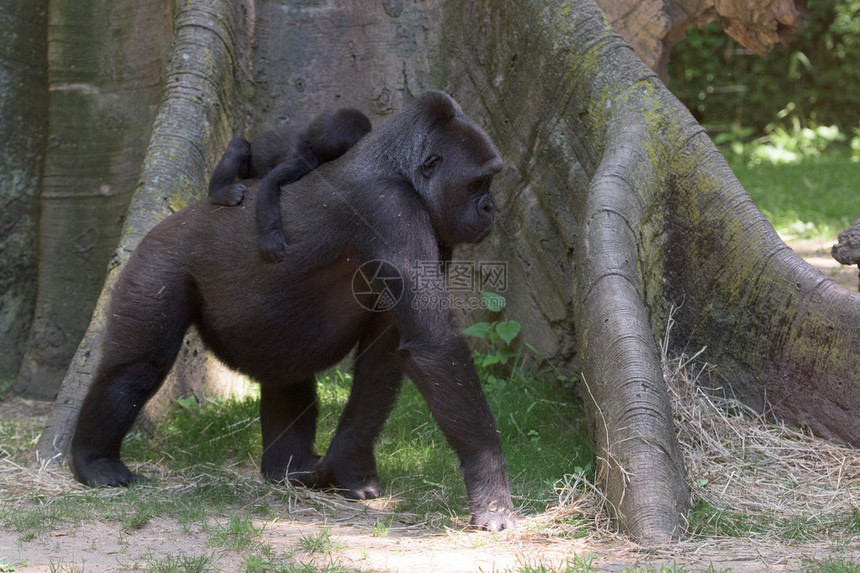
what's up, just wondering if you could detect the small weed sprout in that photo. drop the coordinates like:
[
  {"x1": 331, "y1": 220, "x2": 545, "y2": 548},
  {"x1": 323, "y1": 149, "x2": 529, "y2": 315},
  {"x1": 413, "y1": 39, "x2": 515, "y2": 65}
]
[
  {"x1": 462, "y1": 292, "x2": 522, "y2": 386},
  {"x1": 48, "y1": 559, "x2": 86, "y2": 573},
  {"x1": 371, "y1": 517, "x2": 393, "y2": 537},
  {"x1": 137, "y1": 552, "x2": 214, "y2": 573},
  {"x1": 121, "y1": 507, "x2": 154, "y2": 531},
  {"x1": 298, "y1": 527, "x2": 335, "y2": 554},
  {"x1": 210, "y1": 513, "x2": 264, "y2": 550}
]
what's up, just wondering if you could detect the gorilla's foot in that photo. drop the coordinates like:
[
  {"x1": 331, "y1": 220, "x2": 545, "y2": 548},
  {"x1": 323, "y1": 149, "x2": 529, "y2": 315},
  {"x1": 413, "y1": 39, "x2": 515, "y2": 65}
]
[
  {"x1": 339, "y1": 478, "x2": 383, "y2": 501},
  {"x1": 262, "y1": 454, "x2": 325, "y2": 487},
  {"x1": 220, "y1": 182, "x2": 247, "y2": 206},
  {"x1": 471, "y1": 500, "x2": 518, "y2": 532},
  {"x1": 257, "y1": 229, "x2": 288, "y2": 263},
  {"x1": 316, "y1": 452, "x2": 383, "y2": 500},
  {"x1": 71, "y1": 455, "x2": 145, "y2": 487}
]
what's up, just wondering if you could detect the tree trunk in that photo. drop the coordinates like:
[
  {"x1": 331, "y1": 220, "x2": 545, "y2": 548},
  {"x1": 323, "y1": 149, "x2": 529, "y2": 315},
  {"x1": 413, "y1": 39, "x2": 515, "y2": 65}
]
[
  {"x1": 14, "y1": 0, "x2": 173, "y2": 399},
  {"x1": 36, "y1": 0, "x2": 860, "y2": 545},
  {"x1": 0, "y1": 1, "x2": 47, "y2": 382},
  {"x1": 248, "y1": 1, "x2": 442, "y2": 133},
  {"x1": 38, "y1": 0, "x2": 251, "y2": 462},
  {"x1": 440, "y1": 0, "x2": 859, "y2": 542}
]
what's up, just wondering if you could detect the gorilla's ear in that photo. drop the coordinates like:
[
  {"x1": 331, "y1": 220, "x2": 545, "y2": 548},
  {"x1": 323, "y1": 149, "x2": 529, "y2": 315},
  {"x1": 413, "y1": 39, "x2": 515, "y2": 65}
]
[
  {"x1": 420, "y1": 153, "x2": 442, "y2": 178},
  {"x1": 418, "y1": 91, "x2": 458, "y2": 121}
]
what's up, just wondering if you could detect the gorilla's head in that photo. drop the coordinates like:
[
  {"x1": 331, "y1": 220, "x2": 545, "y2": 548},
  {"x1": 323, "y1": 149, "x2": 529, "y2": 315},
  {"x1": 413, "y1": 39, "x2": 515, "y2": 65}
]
[{"x1": 405, "y1": 92, "x2": 503, "y2": 248}]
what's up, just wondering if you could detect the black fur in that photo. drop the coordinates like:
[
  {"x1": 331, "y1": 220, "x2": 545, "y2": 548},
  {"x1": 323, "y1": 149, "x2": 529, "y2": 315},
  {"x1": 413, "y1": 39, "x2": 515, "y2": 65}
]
[
  {"x1": 70, "y1": 91, "x2": 515, "y2": 531},
  {"x1": 208, "y1": 108, "x2": 372, "y2": 262}
]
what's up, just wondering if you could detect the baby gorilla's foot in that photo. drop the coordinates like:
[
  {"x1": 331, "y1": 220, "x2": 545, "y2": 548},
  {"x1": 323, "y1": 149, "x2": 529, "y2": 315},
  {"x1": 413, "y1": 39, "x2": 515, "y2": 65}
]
[
  {"x1": 208, "y1": 182, "x2": 247, "y2": 206},
  {"x1": 258, "y1": 229, "x2": 288, "y2": 263}
]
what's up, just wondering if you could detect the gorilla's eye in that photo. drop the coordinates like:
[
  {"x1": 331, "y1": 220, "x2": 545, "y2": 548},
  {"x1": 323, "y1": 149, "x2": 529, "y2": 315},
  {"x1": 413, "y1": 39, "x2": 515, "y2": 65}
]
[{"x1": 420, "y1": 153, "x2": 442, "y2": 178}]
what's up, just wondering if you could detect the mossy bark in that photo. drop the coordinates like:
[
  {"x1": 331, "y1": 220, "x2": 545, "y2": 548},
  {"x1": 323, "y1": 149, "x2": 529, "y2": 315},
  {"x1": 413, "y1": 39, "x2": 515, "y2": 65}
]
[
  {"x1": 0, "y1": 1, "x2": 47, "y2": 381},
  {"x1": 37, "y1": 0, "x2": 252, "y2": 461},
  {"x1": 15, "y1": 0, "x2": 173, "y2": 399},
  {"x1": 440, "y1": 0, "x2": 860, "y2": 543}
]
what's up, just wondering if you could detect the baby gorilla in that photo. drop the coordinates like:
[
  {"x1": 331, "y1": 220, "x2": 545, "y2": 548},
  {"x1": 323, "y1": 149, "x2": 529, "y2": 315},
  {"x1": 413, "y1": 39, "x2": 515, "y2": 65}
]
[{"x1": 209, "y1": 108, "x2": 372, "y2": 261}]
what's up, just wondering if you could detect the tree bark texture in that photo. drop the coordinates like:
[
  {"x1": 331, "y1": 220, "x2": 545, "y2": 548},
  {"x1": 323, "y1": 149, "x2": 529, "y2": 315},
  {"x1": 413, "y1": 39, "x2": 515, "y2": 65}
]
[
  {"x1": 247, "y1": 1, "x2": 443, "y2": 135},
  {"x1": 37, "y1": 0, "x2": 252, "y2": 461},
  {"x1": 0, "y1": 1, "x2": 47, "y2": 381},
  {"x1": 15, "y1": 0, "x2": 174, "y2": 399},
  {"x1": 595, "y1": 0, "x2": 807, "y2": 80},
  {"x1": 437, "y1": 0, "x2": 857, "y2": 542},
  {"x1": 35, "y1": 0, "x2": 859, "y2": 544}
]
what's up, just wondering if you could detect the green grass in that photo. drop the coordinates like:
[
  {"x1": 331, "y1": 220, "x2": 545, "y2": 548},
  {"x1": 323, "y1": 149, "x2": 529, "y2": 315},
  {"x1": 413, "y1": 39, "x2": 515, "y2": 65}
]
[
  {"x1": 504, "y1": 553, "x2": 596, "y2": 572},
  {"x1": 129, "y1": 552, "x2": 215, "y2": 573},
  {"x1": 316, "y1": 363, "x2": 592, "y2": 523},
  {"x1": 729, "y1": 154, "x2": 860, "y2": 241},
  {"x1": 686, "y1": 500, "x2": 860, "y2": 543},
  {"x1": 118, "y1": 357, "x2": 592, "y2": 528},
  {"x1": 297, "y1": 527, "x2": 342, "y2": 555},
  {"x1": 14, "y1": 353, "x2": 586, "y2": 535},
  {"x1": 800, "y1": 556, "x2": 860, "y2": 573},
  {"x1": 120, "y1": 391, "x2": 263, "y2": 469}
]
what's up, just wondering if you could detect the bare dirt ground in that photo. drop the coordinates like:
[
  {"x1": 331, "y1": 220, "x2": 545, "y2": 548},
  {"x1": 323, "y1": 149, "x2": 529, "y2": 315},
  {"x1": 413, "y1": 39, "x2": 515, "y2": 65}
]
[
  {"x1": 2, "y1": 242, "x2": 859, "y2": 572},
  {"x1": 1, "y1": 421, "x2": 857, "y2": 573},
  {"x1": 790, "y1": 238, "x2": 859, "y2": 292}
]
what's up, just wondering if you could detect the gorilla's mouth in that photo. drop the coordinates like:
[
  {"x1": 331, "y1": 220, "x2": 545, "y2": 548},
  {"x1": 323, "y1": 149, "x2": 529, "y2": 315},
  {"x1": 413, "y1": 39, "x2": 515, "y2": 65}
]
[{"x1": 464, "y1": 221, "x2": 493, "y2": 243}]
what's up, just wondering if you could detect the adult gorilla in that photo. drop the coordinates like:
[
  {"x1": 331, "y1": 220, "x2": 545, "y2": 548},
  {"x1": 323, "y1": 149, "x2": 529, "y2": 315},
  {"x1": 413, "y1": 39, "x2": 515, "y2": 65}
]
[{"x1": 70, "y1": 91, "x2": 515, "y2": 531}]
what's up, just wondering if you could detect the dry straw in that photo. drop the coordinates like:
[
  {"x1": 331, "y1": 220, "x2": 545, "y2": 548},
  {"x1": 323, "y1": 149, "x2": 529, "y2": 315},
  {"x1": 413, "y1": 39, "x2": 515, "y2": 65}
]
[
  {"x1": 547, "y1": 310, "x2": 859, "y2": 560},
  {"x1": 660, "y1": 312, "x2": 860, "y2": 537},
  {"x1": 2, "y1": 309, "x2": 859, "y2": 567}
]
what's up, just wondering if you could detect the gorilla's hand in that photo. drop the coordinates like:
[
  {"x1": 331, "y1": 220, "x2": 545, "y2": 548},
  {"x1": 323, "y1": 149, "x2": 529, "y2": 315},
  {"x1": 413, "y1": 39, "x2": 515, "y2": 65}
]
[
  {"x1": 471, "y1": 500, "x2": 518, "y2": 532},
  {"x1": 258, "y1": 228, "x2": 288, "y2": 262}
]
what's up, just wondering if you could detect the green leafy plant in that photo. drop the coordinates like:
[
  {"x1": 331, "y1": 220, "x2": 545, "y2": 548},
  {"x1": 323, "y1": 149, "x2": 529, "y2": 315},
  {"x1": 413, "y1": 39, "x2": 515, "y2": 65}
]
[
  {"x1": 670, "y1": 0, "x2": 860, "y2": 134},
  {"x1": 175, "y1": 395, "x2": 199, "y2": 411},
  {"x1": 371, "y1": 517, "x2": 393, "y2": 537},
  {"x1": 0, "y1": 378, "x2": 12, "y2": 401},
  {"x1": 851, "y1": 124, "x2": 860, "y2": 162},
  {"x1": 462, "y1": 292, "x2": 522, "y2": 375},
  {"x1": 710, "y1": 123, "x2": 755, "y2": 158},
  {"x1": 747, "y1": 107, "x2": 846, "y2": 165}
]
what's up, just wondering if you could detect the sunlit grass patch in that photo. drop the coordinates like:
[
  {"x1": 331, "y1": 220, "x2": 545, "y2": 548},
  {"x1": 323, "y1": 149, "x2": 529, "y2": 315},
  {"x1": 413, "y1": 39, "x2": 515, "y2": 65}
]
[
  {"x1": 730, "y1": 154, "x2": 860, "y2": 241},
  {"x1": 100, "y1": 342, "x2": 593, "y2": 531}
]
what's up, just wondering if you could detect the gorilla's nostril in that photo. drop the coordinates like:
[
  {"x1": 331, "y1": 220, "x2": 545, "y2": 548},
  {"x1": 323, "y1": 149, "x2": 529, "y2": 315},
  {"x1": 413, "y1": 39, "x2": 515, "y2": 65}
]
[{"x1": 478, "y1": 194, "x2": 495, "y2": 214}]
